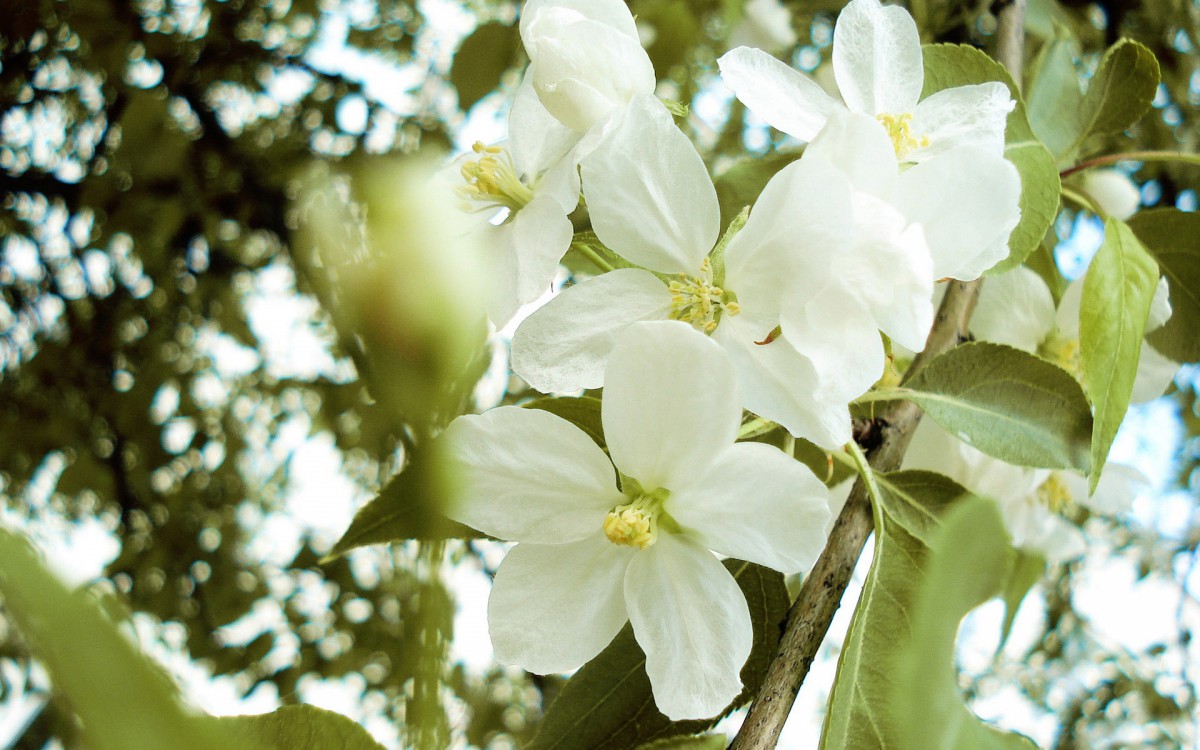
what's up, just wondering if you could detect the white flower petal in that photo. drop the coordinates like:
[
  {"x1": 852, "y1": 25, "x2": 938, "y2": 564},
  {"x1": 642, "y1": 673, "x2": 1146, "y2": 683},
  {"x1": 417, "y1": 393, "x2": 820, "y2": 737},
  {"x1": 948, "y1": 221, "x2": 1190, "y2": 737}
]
[
  {"x1": 520, "y1": 0, "x2": 641, "y2": 40},
  {"x1": 1018, "y1": 511, "x2": 1085, "y2": 562},
  {"x1": 489, "y1": 534, "x2": 634, "y2": 674},
  {"x1": 523, "y1": 12, "x2": 655, "y2": 133},
  {"x1": 625, "y1": 532, "x2": 752, "y2": 720},
  {"x1": 713, "y1": 317, "x2": 853, "y2": 449},
  {"x1": 1079, "y1": 463, "x2": 1147, "y2": 514},
  {"x1": 728, "y1": 0, "x2": 798, "y2": 54},
  {"x1": 510, "y1": 269, "x2": 673, "y2": 393},
  {"x1": 1055, "y1": 278, "x2": 1083, "y2": 339},
  {"x1": 892, "y1": 147, "x2": 1021, "y2": 280},
  {"x1": 832, "y1": 0, "x2": 923, "y2": 116},
  {"x1": 511, "y1": 195, "x2": 574, "y2": 311},
  {"x1": 582, "y1": 95, "x2": 719, "y2": 273},
  {"x1": 970, "y1": 266, "x2": 1056, "y2": 352},
  {"x1": 442, "y1": 407, "x2": 623, "y2": 543},
  {"x1": 603, "y1": 321, "x2": 741, "y2": 492},
  {"x1": 480, "y1": 221, "x2": 523, "y2": 327},
  {"x1": 669, "y1": 442, "x2": 830, "y2": 574},
  {"x1": 909, "y1": 82, "x2": 1013, "y2": 160},
  {"x1": 780, "y1": 283, "x2": 884, "y2": 402},
  {"x1": 717, "y1": 46, "x2": 840, "y2": 141},
  {"x1": 1147, "y1": 275, "x2": 1172, "y2": 332},
  {"x1": 1131, "y1": 340, "x2": 1179, "y2": 402},
  {"x1": 1080, "y1": 169, "x2": 1141, "y2": 220},
  {"x1": 509, "y1": 73, "x2": 583, "y2": 194},
  {"x1": 802, "y1": 111, "x2": 899, "y2": 199},
  {"x1": 724, "y1": 156, "x2": 856, "y2": 320}
]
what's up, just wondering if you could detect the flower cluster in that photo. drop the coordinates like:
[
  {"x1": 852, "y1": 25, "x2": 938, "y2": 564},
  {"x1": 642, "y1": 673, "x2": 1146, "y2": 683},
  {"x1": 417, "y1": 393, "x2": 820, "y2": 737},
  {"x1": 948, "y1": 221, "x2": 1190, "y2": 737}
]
[{"x1": 438, "y1": 0, "x2": 1025, "y2": 721}]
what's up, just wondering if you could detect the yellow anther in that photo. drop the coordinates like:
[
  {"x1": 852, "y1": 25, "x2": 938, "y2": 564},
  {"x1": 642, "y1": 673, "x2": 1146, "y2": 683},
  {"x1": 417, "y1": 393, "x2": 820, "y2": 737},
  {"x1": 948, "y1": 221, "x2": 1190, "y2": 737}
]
[
  {"x1": 876, "y1": 112, "x2": 929, "y2": 160},
  {"x1": 603, "y1": 490, "x2": 669, "y2": 549},
  {"x1": 1036, "y1": 474, "x2": 1073, "y2": 514},
  {"x1": 667, "y1": 257, "x2": 741, "y2": 334},
  {"x1": 455, "y1": 141, "x2": 535, "y2": 214}
]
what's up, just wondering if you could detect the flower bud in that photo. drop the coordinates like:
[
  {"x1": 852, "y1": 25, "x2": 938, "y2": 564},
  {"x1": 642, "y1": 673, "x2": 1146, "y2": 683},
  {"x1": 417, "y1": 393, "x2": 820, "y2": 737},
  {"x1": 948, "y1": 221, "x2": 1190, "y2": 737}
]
[
  {"x1": 728, "y1": 0, "x2": 797, "y2": 54},
  {"x1": 1080, "y1": 169, "x2": 1140, "y2": 220}
]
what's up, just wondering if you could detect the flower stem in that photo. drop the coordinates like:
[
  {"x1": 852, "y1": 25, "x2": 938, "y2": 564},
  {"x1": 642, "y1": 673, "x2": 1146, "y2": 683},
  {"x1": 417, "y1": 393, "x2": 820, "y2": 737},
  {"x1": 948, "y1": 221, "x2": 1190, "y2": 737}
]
[
  {"x1": 572, "y1": 240, "x2": 616, "y2": 274},
  {"x1": 1060, "y1": 150, "x2": 1200, "y2": 179},
  {"x1": 844, "y1": 441, "x2": 884, "y2": 510}
]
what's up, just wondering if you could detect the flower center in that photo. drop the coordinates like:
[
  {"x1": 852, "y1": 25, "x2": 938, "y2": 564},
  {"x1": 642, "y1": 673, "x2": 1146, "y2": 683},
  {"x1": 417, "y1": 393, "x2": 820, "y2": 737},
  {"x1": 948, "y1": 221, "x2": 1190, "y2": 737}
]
[
  {"x1": 456, "y1": 141, "x2": 535, "y2": 214},
  {"x1": 876, "y1": 112, "x2": 929, "y2": 160},
  {"x1": 1036, "y1": 474, "x2": 1072, "y2": 514},
  {"x1": 668, "y1": 257, "x2": 741, "y2": 334},
  {"x1": 1039, "y1": 332, "x2": 1081, "y2": 379},
  {"x1": 603, "y1": 488, "x2": 669, "y2": 549}
]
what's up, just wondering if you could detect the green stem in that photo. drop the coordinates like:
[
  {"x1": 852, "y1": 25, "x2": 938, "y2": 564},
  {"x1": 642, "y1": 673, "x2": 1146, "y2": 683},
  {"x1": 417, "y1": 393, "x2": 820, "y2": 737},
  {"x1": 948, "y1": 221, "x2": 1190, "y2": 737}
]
[
  {"x1": 851, "y1": 388, "x2": 911, "y2": 406},
  {"x1": 1060, "y1": 150, "x2": 1200, "y2": 179},
  {"x1": 573, "y1": 241, "x2": 615, "y2": 273},
  {"x1": 737, "y1": 417, "x2": 774, "y2": 439},
  {"x1": 844, "y1": 441, "x2": 884, "y2": 511}
]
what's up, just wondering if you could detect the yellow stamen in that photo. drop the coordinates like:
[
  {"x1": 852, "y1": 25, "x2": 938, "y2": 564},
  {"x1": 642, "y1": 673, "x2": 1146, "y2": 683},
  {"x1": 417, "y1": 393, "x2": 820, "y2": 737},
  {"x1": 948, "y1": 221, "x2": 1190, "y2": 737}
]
[
  {"x1": 668, "y1": 258, "x2": 741, "y2": 334},
  {"x1": 1039, "y1": 332, "x2": 1082, "y2": 379},
  {"x1": 455, "y1": 141, "x2": 535, "y2": 214},
  {"x1": 603, "y1": 490, "x2": 669, "y2": 549},
  {"x1": 1036, "y1": 475, "x2": 1072, "y2": 514},
  {"x1": 876, "y1": 112, "x2": 929, "y2": 160}
]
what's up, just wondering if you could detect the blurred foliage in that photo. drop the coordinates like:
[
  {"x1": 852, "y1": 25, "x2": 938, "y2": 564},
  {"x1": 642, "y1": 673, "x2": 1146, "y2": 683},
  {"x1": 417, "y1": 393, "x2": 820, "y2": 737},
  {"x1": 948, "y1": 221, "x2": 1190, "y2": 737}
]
[{"x1": 0, "y1": 0, "x2": 1198, "y2": 748}]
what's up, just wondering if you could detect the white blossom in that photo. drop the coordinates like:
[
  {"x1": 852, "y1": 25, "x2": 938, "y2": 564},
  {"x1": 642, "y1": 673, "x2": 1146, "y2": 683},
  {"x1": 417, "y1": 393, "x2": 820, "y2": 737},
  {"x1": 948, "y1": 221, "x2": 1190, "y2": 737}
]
[
  {"x1": 451, "y1": 76, "x2": 581, "y2": 326},
  {"x1": 971, "y1": 266, "x2": 1179, "y2": 402},
  {"x1": 718, "y1": 0, "x2": 1013, "y2": 163},
  {"x1": 511, "y1": 96, "x2": 934, "y2": 447},
  {"x1": 1080, "y1": 168, "x2": 1141, "y2": 220},
  {"x1": 727, "y1": 0, "x2": 797, "y2": 54},
  {"x1": 443, "y1": 321, "x2": 830, "y2": 719},
  {"x1": 519, "y1": 0, "x2": 657, "y2": 135},
  {"x1": 904, "y1": 419, "x2": 1147, "y2": 562}
]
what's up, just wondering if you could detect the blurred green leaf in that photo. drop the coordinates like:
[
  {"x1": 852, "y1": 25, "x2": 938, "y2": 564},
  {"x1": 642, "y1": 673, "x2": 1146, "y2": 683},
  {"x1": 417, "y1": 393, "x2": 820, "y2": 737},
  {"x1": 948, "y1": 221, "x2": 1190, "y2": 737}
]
[
  {"x1": 0, "y1": 529, "x2": 257, "y2": 750},
  {"x1": 452, "y1": 23, "x2": 520, "y2": 111},
  {"x1": 1081, "y1": 218, "x2": 1159, "y2": 492},
  {"x1": 525, "y1": 395, "x2": 606, "y2": 449},
  {"x1": 1025, "y1": 37, "x2": 1084, "y2": 158},
  {"x1": 528, "y1": 560, "x2": 787, "y2": 750},
  {"x1": 1129, "y1": 209, "x2": 1200, "y2": 362},
  {"x1": 219, "y1": 705, "x2": 386, "y2": 750},
  {"x1": 999, "y1": 549, "x2": 1046, "y2": 652},
  {"x1": 921, "y1": 44, "x2": 1060, "y2": 272},
  {"x1": 636, "y1": 735, "x2": 727, "y2": 750}
]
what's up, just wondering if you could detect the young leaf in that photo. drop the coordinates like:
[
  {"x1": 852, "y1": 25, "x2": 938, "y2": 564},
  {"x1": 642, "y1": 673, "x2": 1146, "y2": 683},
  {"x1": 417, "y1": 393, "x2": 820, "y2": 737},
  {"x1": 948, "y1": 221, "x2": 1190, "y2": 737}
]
[
  {"x1": 527, "y1": 560, "x2": 787, "y2": 750},
  {"x1": 1080, "y1": 218, "x2": 1159, "y2": 492},
  {"x1": 0, "y1": 529, "x2": 259, "y2": 750},
  {"x1": 451, "y1": 23, "x2": 519, "y2": 111},
  {"x1": 1076, "y1": 39, "x2": 1160, "y2": 145},
  {"x1": 891, "y1": 498, "x2": 1039, "y2": 750},
  {"x1": 526, "y1": 395, "x2": 607, "y2": 449},
  {"x1": 325, "y1": 442, "x2": 480, "y2": 560},
  {"x1": 921, "y1": 44, "x2": 1060, "y2": 272},
  {"x1": 1025, "y1": 37, "x2": 1084, "y2": 159},
  {"x1": 1129, "y1": 208, "x2": 1200, "y2": 362},
  {"x1": 219, "y1": 705, "x2": 386, "y2": 750},
  {"x1": 885, "y1": 342, "x2": 1092, "y2": 471}
]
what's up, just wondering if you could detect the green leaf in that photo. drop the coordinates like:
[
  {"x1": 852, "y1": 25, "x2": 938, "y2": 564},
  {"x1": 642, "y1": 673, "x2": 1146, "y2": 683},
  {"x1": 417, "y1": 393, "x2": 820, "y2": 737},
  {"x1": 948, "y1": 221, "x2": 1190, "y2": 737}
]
[
  {"x1": 1025, "y1": 36, "x2": 1084, "y2": 158},
  {"x1": 1129, "y1": 209, "x2": 1200, "y2": 362},
  {"x1": 525, "y1": 395, "x2": 606, "y2": 449},
  {"x1": 1076, "y1": 39, "x2": 1160, "y2": 145},
  {"x1": 892, "y1": 499, "x2": 1039, "y2": 750},
  {"x1": 886, "y1": 341, "x2": 1092, "y2": 471},
  {"x1": 219, "y1": 705, "x2": 386, "y2": 750},
  {"x1": 325, "y1": 442, "x2": 480, "y2": 560},
  {"x1": 0, "y1": 529, "x2": 259, "y2": 750},
  {"x1": 528, "y1": 560, "x2": 788, "y2": 750},
  {"x1": 921, "y1": 44, "x2": 1060, "y2": 272},
  {"x1": 999, "y1": 549, "x2": 1046, "y2": 652},
  {"x1": 451, "y1": 23, "x2": 519, "y2": 111},
  {"x1": 873, "y1": 470, "x2": 979, "y2": 547},
  {"x1": 1080, "y1": 218, "x2": 1159, "y2": 492}
]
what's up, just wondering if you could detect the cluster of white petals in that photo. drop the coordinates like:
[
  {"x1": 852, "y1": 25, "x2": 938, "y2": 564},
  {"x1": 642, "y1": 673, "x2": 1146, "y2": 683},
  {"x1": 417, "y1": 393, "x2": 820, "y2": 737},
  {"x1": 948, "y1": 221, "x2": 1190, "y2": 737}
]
[
  {"x1": 443, "y1": 322, "x2": 830, "y2": 719},
  {"x1": 905, "y1": 419, "x2": 1148, "y2": 562},
  {"x1": 970, "y1": 266, "x2": 1179, "y2": 401}
]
